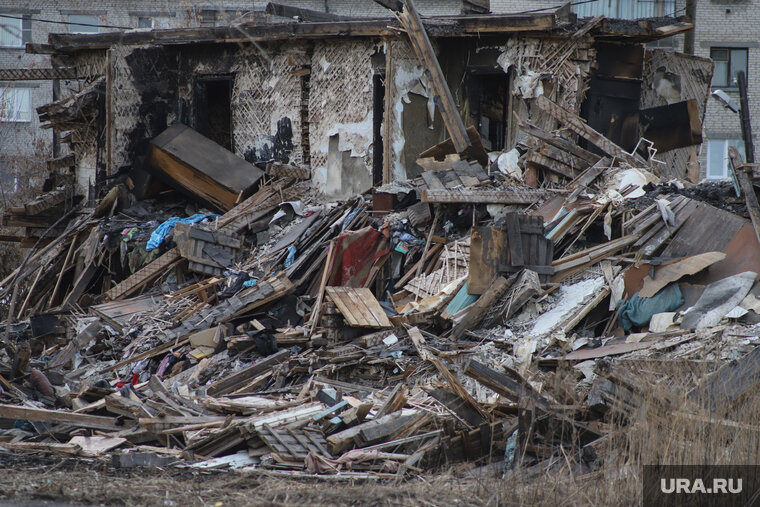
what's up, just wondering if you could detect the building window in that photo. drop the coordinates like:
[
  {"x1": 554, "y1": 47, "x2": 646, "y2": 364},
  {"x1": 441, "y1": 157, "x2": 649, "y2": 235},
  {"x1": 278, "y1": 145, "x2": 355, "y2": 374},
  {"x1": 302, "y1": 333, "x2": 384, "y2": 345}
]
[
  {"x1": 0, "y1": 14, "x2": 32, "y2": 48},
  {"x1": 707, "y1": 139, "x2": 745, "y2": 180},
  {"x1": 711, "y1": 48, "x2": 748, "y2": 88},
  {"x1": 573, "y1": 0, "x2": 675, "y2": 19},
  {"x1": 0, "y1": 87, "x2": 32, "y2": 122},
  {"x1": 68, "y1": 14, "x2": 99, "y2": 34},
  {"x1": 137, "y1": 16, "x2": 171, "y2": 29},
  {"x1": 199, "y1": 9, "x2": 218, "y2": 27}
]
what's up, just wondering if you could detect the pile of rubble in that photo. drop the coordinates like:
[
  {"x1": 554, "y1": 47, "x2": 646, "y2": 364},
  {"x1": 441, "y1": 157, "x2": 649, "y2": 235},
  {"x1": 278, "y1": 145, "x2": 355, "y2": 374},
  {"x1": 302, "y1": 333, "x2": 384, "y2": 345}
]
[{"x1": 2, "y1": 0, "x2": 760, "y2": 484}]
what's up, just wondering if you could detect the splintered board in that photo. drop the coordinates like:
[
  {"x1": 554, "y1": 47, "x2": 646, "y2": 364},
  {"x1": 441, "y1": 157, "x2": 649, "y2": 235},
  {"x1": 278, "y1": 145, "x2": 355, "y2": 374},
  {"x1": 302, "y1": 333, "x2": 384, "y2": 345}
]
[{"x1": 325, "y1": 287, "x2": 392, "y2": 328}]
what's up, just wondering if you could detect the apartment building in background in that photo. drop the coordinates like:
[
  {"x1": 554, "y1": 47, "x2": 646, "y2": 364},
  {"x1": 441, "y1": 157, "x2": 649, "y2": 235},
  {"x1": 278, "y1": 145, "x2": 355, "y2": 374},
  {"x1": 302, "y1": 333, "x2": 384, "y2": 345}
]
[{"x1": 0, "y1": 0, "x2": 754, "y2": 184}]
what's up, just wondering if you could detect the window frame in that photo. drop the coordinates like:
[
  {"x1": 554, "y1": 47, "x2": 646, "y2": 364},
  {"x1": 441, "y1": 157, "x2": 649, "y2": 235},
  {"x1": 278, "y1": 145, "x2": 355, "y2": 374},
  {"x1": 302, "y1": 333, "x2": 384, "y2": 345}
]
[
  {"x1": 68, "y1": 14, "x2": 99, "y2": 34},
  {"x1": 710, "y1": 47, "x2": 748, "y2": 89},
  {"x1": 199, "y1": 9, "x2": 218, "y2": 27},
  {"x1": 706, "y1": 138, "x2": 746, "y2": 180},
  {"x1": 0, "y1": 14, "x2": 31, "y2": 48},
  {"x1": 0, "y1": 86, "x2": 32, "y2": 123}
]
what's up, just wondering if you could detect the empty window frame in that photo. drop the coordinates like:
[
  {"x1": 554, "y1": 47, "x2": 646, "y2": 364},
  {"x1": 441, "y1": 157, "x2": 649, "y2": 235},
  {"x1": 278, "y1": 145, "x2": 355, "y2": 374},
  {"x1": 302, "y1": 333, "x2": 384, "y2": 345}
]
[{"x1": 707, "y1": 138, "x2": 745, "y2": 180}]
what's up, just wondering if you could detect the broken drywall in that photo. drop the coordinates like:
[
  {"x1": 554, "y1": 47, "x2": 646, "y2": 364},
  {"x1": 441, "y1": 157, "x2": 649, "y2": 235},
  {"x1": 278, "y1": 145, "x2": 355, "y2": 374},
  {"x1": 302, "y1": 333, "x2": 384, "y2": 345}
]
[
  {"x1": 309, "y1": 40, "x2": 376, "y2": 193},
  {"x1": 497, "y1": 37, "x2": 592, "y2": 116},
  {"x1": 388, "y1": 39, "x2": 441, "y2": 182}
]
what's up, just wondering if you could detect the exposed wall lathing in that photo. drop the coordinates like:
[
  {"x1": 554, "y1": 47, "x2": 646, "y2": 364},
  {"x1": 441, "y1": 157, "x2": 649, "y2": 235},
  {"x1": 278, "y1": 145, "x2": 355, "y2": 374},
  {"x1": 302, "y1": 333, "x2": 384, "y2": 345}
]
[
  {"x1": 640, "y1": 49, "x2": 714, "y2": 179},
  {"x1": 232, "y1": 43, "x2": 308, "y2": 166},
  {"x1": 309, "y1": 39, "x2": 376, "y2": 195}
]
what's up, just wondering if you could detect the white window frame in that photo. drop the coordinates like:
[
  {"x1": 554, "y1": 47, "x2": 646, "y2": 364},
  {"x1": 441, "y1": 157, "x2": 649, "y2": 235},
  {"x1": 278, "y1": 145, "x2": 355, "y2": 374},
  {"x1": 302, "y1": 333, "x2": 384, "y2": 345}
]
[
  {"x1": 68, "y1": 14, "x2": 99, "y2": 34},
  {"x1": 706, "y1": 139, "x2": 745, "y2": 180},
  {"x1": 0, "y1": 14, "x2": 29, "y2": 48},
  {"x1": 0, "y1": 86, "x2": 32, "y2": 123}
]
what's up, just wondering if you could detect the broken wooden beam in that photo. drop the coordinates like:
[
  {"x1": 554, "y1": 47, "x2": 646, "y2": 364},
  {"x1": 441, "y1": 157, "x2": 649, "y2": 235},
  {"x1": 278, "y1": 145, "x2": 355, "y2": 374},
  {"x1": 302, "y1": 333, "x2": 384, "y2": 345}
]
[
  {"x1": 265, "y1": 161, "x2": 311, "y2": 180},
  {"x1": 421, "y1": 187, "x2": 554, "y2": 204},
  {"x1": 535, "y1": 95, "x2": 647, "y2": 168},
  {"x1": 0, "y1": 404, "x2": 120, "y2": 431},
  {"x1": 451, "y1": 276, "x2": 513, "y2": 339},
  {"x1": 398, "y1": 0, "x2": 471, "y2": 153},
  {"x1": 105, "y1": 248, "x2": 181, "y2": 301},
  {"x1": 206, "y1": 349, "x2": 289, "y2": 396},
  {"x1": 729, "y1": 146, "x2": 760, "y2": 246},
  {"x1": 463, "y1": 359, "x2": 549, "y2": 409}
]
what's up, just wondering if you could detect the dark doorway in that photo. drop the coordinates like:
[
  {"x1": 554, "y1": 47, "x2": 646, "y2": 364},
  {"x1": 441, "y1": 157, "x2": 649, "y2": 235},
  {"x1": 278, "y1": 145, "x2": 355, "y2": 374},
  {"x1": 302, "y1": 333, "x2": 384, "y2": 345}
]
[
  {"x1": 372, "y1": 72, "x2": 385, "y2": 185},
  {"x1": 468, "y1": 72, "x2": 509, "y2": 152},
  {"x1": 194, "y1": 76, "x2": 233, "y2": 151}
]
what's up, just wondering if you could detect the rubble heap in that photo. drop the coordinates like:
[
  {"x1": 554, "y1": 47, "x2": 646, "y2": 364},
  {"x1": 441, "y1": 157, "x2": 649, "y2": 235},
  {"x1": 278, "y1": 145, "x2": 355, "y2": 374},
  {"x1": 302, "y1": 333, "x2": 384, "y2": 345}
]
[{"x1": 1, "y1": 0, "x2": 758, "y2": 487}]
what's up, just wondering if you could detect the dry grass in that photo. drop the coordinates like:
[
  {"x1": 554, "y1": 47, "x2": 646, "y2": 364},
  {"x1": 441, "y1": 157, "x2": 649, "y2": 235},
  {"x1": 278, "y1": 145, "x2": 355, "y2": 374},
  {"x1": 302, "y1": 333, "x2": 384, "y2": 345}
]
[{"x1": 2, "y1": 364, "x2": 756, "y2": 507}]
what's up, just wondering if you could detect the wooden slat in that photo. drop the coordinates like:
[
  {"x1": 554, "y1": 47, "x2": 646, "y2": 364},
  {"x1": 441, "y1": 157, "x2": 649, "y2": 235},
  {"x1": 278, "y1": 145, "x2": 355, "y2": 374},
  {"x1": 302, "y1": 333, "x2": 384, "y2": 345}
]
[
  {"x1": 535, "y1": 95, "x2": 647, "y2": 167},
  {"x1": 398, "y1": 0, "x2": 471, "y2": 153},
  {"x1": 422, "y1": 187, "x2": 554, "y2": 204},
  {"x1": 0, "y1": 404, "x2": 120, "y2": 431},
  {"x1": 105, "y1": 248, "x2": 181, "y2": 301},
  {"x1": 325, "y1": 287, "x2": 392, "y2": 328}
]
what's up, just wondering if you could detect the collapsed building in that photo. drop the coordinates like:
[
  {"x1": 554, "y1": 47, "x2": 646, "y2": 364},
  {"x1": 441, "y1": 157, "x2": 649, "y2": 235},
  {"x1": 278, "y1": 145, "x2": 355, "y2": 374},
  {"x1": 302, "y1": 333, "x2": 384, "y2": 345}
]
[{"x1": 2, "y1": 1, "x2": 758, "y2": 484}]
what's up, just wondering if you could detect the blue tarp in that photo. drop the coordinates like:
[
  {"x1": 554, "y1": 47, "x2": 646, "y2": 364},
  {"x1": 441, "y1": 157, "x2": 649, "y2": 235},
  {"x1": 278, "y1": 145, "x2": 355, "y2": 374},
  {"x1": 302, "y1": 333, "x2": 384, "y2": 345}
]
[
  {"x1": 618, "y1": 283, "x2": 684, "y2": 332},
  {"x1": 146, "y1": 214, "x2": 219, "y2": 251}
]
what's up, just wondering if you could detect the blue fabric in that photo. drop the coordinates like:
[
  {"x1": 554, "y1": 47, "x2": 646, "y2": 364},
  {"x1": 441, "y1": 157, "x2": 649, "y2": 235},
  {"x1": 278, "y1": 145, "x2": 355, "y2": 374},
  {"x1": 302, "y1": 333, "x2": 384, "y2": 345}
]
[
  {"x1": 618, "y1": 284, "x2": 684, "y2": 332},
  {"x1": 284, "y1": 245, "x2": 297, "y2": 268},
  {"x1": 146, "y1": 214, "x2": 219, "y2": 251}
]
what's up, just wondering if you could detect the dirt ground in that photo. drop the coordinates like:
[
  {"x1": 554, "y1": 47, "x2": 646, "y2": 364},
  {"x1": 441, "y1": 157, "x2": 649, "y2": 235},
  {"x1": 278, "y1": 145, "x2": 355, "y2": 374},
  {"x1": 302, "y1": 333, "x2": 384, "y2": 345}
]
[{"x1": 0, "y1": 452, "x2": 539, "y2": 507}]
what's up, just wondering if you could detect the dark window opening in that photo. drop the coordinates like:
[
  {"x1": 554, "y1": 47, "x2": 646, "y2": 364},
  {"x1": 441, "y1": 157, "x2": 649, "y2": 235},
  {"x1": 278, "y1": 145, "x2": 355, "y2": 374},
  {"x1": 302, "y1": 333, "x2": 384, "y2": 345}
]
[
  {"x1": 200, "y1": 9, "x2": 218, "y2": 27},
  {"x1": 22, "y1": 15, "x2": 31, "y2": 44},
  {"x1": 468, "y1": 72, "x2": 509, "y2": 152},
  {"x1": 194, "y1": 76, "x2": 233, "y2": 151},
  {"x1": 372, "y1": 72, "x2": 385, "y2": 185}
]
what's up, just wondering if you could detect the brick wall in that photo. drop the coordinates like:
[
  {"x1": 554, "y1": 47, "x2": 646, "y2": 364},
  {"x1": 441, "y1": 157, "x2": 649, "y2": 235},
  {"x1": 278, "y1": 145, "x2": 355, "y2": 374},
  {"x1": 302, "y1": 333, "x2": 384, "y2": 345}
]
[{"x1": 693, "y1": 0, "x2": 760, "y2": 177}]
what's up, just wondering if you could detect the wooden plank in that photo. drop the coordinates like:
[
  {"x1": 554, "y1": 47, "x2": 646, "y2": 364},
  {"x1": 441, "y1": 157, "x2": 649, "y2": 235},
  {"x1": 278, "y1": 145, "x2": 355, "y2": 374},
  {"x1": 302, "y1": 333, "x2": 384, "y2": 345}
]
[
  {"x1": 451, "y1": 276, "x2": 513, "y2": 339},
  {"x1": 0, "y1": 67, "x2": 77, "y2": 80},
  {"x1": 325, "y1": 287, "x2": 391, "y2": 328},
  {"x1": 516, "y1": 118, "x2": 601, "y2": 164},
  {"x1": 505, "y1": 213, "x2": 524, "y2": 266},
  {"x1": 0, "y1": 404, "x2": 120, "y2": 431},
  {"x1": 105, "y1": 248, "x2": 181, "y2": 301},
  {"x1": 525, "y1": 151, "x2": 576, "y2": 179},
  {"x1": 422, "y1": 187, "x2": 554, "y2": 204},
  {"x1": 563, "y1": 342, "x2": 652, "y2": 360},
  {"x1": 420, "y1": 170, "x2": 447, "y2": 191},
  {"x1": 464, "y1": 359, "x2": 550, "y2": 409},
  {"x1": 639, "y1": 252, "x2": 726, "y2": 298},
  {"x1": 398, "y1": 0, "x2": 470, "y2": 153},
  {"x1": 535, "y1": 95, "x2": 647, "y2": 167},
  {"x1": 730, "y1": 147, "x2": 760, "y2": 246},
  {"x1": 206, "y1": 349, "x2": 289, "y2": 396},
  {"x1": 24, "y1": 186, "x2": 73, "y2": 216}
]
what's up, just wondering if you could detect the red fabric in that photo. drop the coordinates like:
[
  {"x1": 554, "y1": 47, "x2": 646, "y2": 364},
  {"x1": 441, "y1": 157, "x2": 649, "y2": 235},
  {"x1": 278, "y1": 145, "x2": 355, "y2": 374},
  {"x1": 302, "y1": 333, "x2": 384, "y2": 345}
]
[{"x1": 327, "y1": 227, "x2": 389, "y2": 287}]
